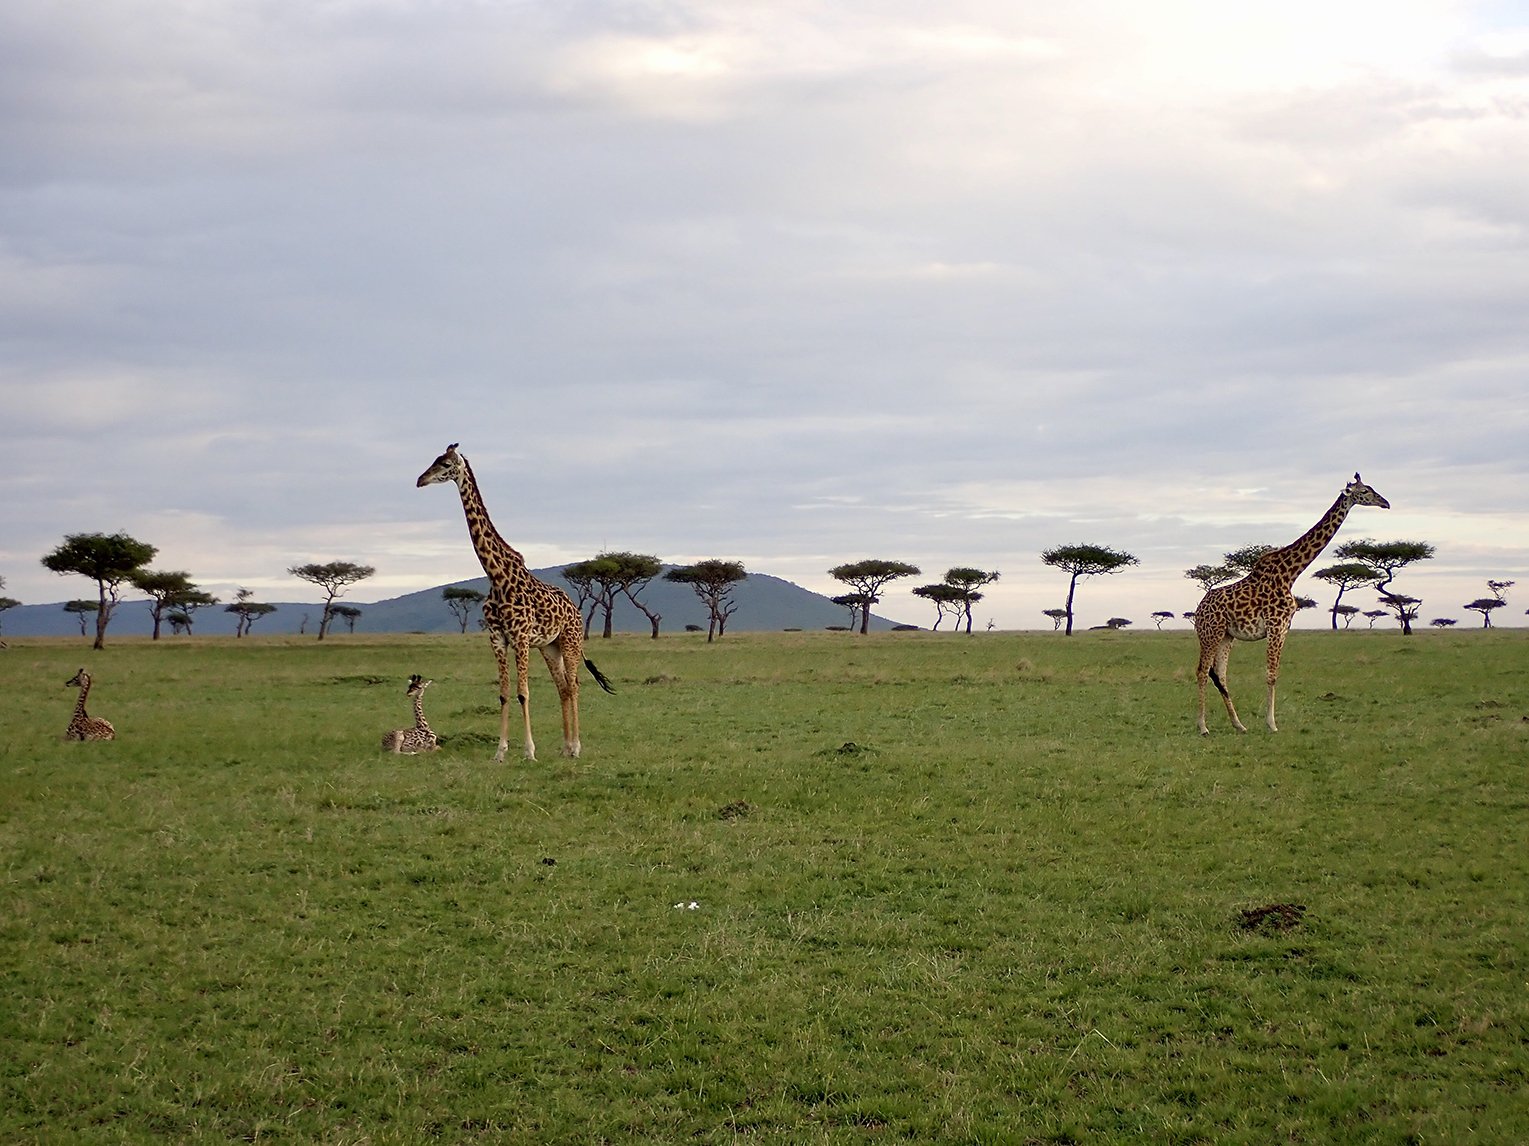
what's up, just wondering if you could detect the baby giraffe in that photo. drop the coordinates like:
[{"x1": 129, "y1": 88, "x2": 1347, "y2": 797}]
[
  {"x1": 64, "y1": 668, "x2": 116, "y2": 741},
  {"x1": 382, "y1": 674, "x2": 439, "y2": 754}
]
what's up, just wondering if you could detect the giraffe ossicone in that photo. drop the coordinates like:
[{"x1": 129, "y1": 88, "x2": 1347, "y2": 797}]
[
  {"x1": 417, "y1": 443, "x2": 614, "y2": 762},
  {"x1": 382, "y1": 673, "x2": 440, "y2": 754},
  {"x1": 1193, "y1": 473, "x2": 1389, "y2": 736},
  {"x1": 64, "y1": 668, "x2": 116, "y2": 741}
]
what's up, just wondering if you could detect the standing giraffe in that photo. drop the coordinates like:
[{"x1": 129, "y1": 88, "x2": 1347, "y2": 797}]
[
  {"x1": 382, "y1": 674, "x2": 440, "y2": 754},
  {"x1": 1194, "y1": 473, "x2": 1389, "y2": 735},
  {"x1": 417, "y1": 443, "x2": 614, "y2": 761},
  {"x1": 64, "y1": 668, "x2": 116, "y2": 741}
]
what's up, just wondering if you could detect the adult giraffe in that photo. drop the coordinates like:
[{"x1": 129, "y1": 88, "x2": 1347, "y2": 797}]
[
  {"x1": 1194, "y1": 473, "x2": 1389, "y2": 735},
  {"x1": 417, "y1": 444, "x2": 613, "y2": 761}
]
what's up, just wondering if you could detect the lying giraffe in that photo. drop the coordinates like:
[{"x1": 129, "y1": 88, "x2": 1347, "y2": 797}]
[
  {"x1": 382, "y1": 674, "x2": 439, "y2": 754},
  {"x1": 64, "y1": 668, "x2": 116, "y2": 741},
  {"x1": 1194, "y1": 473, "x2": 1389, "y2": 735}
]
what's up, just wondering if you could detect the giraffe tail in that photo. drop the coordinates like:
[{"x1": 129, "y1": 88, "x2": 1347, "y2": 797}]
[
  {"x1": 585, "y1": 659, "x2": 616, "y2": 694},
  {"x1": 1208, "y1": 665, "x2": 1230, "y2": 699}
]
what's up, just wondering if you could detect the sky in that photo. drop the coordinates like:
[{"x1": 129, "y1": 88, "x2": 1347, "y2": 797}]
[{"x1": 3, "y1": 0, "x2": 1527, "y2": 631}]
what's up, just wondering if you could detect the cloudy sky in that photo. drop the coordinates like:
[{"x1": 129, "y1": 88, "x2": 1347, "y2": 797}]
[{"x1": 3, "y1": 0, "x2": 1526, "y2": 630}]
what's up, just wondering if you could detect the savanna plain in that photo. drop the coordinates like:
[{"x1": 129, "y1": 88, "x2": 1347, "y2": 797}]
[{"x1": 2, "y1": 627, "x2": 1526, "y2": 1144}]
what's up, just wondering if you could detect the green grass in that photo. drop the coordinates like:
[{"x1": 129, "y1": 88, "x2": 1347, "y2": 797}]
[{"x1": 3, "y1": 629, "x2": 1526, "y2": 1143}]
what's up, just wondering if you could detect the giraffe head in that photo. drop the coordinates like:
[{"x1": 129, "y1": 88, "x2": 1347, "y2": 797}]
[
  {"x1": 406, "y1": 674, "x2": 432, "y2": 696},
  {"x1": 1345, "y1": 473, "x2": 1390, "y2": 510},
  {"x1": 66, "y1": 668, "x2": 90, "y2": 688},
  {"x1": 416, "y1": 443, "x2": 465, "y2": 489}
]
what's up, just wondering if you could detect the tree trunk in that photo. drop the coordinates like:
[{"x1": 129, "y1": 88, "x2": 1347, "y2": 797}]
[
  {"x1": 93, "y1": 583, "x2": 110, "y2": 650},
  {"x1": 1063, "y1": 574, "x2": 1079, "y2": 636}
]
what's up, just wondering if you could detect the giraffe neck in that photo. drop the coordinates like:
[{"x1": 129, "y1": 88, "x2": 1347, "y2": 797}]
[
  {"x1": 73, "y1": 682, "x2": 90, "y2": 721},
  {"x1": 412, "y1": 693, "x2": 432, "y2": 734},
  {"x1": 1266, "y1": 491, "x2": 1354, "y2": 584},
  {"x1": 453, "y1": 455, "x2": 528, "y2": 579}
]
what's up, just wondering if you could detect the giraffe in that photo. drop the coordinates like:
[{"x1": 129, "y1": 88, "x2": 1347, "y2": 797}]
[
  {"x1": 417, "y1": 443, "x2": 615, "y2": 761},
  {"x1": 64, "y1": 668, "x2": 116, "y2": 741},
  {"x1": 1194, "y1": 473, "x2": 1389, "y2": 735},
  {"x1": 381, "y1": 674, "x2": 440, "y2": 754}
]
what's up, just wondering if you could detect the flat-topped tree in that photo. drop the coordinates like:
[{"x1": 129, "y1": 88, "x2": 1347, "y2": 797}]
[
  {"x1": 1463, "y1": 598, "x2": 1504, "y2": 628},
  {"x1": 1312, "y1": 562, "x2": 1381, "y2": 630},
  {"x1": 828, "y1": 560, "x2": 920, "y2": 635},
  {"x1": 288, "y1": 561, "x2": 374, "y2": 640},
  {"x1": 563, "y1": 552, "x2": 665, "y2": 639},
  {"x1": 911, "y1": 582, "x2": 965, "y2": 631},
  {"x1": 665, "y1": 560, "x2": 747, "y2": 642},
  {"x1": 130, "y1": 570, "x2": 218, "y2": 640},
  {"x1": 41, "y1": 531, "x2": 157, "y2": 649},
  {"x1": 1041, "y1": 544, "x2": 1138, "y2": 636},
  {"x1": 1332, "y1": 538, "x2": 1435, "y2": 636},
  {"x1": 442, "y1": 585, "x2": 486, "y2": 633},
  {"x1": 941, "y1": 567, "x2": 1000, "y2": 634},
  {"x1": 225, "y1": 589, "x2": 277, "y2": 637}
]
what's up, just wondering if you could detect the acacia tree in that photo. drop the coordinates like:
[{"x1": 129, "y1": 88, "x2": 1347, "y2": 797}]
[
  {"x1": 1378, "y1": 592, "x2": 1423, "y2": 633},
  {"x1": 828, "y1": 560, "x2": 920, "y2": 635},
  {"x1": 1430, "y1": 617, "x2": 1458, "y2": 628},
  {"x1": 1463, "y1": 598, "x2": 1504, "y2": 628},
  {"x1": 225, "y1": 589, "x2": 277, "y2": 637},
  {"x1": 831, "y1": 593, "x2": 872, "y2": 631},
  {"x1": 41, "y1": 531, "x2": 158, "y2": 649},
  {"x1": 941, "y1": 567, "x2": 1000, "y2": 634},
  {"x1": 1223, "y1": 544, "x2": 1274, "y2": 575},
  {"x1": 131, "y1": 569, "x2": 217, "y2": 640},
  {"x1": 665, "y1": 560, "x2": 747, "y2": 642},
  {"x1": 1333, "y1": 604, "x2": 1360, "y2": 628},
  {"x1": 1043, "y1": 608, "x2": 1069, "y2": 631},
  {"x1": 565, "y1": 552, "x2": 665, "y2": 639},
  {"x1": 63, "y1": 599, "x2": 99, "y2": 635},
  {"x1": 288, "y1": 561, "x2": 375, "y2": 640},
  {"x1": 442, "y1": 585, "x2": 486, "y2": 633},
  {"x1": 1362, "y1": 609, "x2": 1387, "y2": 629},
  {"x1": 331, "y1": 604, "x2": 363, "y2": 633},
  {"x1": 1150, "y1": 611, "x2": 1174, "y2": 629},
  {"x1": 1185, "y1": 564, "x2": 1237, "y2": 595},
  {"x1": 1333, "y1": 539, "x2": 1435, "y2": 635},
  {"x1": 1488, "y1": 579, "x2": 1514, "y2": 603},
  {"x1": 1040, "y1": 544, "x2": 1138, "y2": 636},
  {"x1": 911, "y1": 582, "x2": 965, "y2": 631},
  {"x1": 1312, "y1": 562, "x2": 1381, "y2": 630}
]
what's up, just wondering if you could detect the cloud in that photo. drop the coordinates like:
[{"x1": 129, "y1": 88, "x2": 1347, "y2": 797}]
[{"x1": 1, "y1": 0, "x2": 1525, "y2": 627}]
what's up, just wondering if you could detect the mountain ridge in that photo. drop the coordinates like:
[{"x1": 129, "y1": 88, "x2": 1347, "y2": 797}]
[{"x1": 0, "y1": 566, "x2": 912, "y2": 638}]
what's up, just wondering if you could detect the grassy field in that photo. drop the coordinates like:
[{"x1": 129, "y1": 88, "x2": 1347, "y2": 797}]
[{"x1": 3, "y1": 628, "x2": 1526, "y2": 1143}]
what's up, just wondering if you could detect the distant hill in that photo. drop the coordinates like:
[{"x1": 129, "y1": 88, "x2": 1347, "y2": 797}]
[{"x1": 0, "y1": 567, "x2": 912, "y2": 638}]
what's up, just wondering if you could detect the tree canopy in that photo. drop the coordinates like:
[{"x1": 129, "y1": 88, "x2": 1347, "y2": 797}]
[
  {"x1": 1312, "y1": 562, "x2": 1382, "y2": 630},
  {"x1": 1040, "y1": 544, "x2": 1138, "y2": 636},
  {"x1": 1333, "y1": 539, "x2": 1435, "y2": 634},
  {"x1": 41, "y1": 531, "x2": 158, "y2": 649},
  {"x1": 564, "y1": 552, "x2": 665, "y2": 638},
  {"x1": 288, "y1": 561, "x2": 375, "y2": 640},
  {"x1": 828, "y1": 559, "x2": 921, "y2": 634},
  {"x1": 665, "y1": 560, "x2": 747, "y2": 642},
  {"x1": 911, "y1": 567, "x2": 998, "y2": 633},
  {"x1": 131, "y1": 569, "x2": 218, "y2": 640},
  {"x1": 225, "y1": 589, "x2": 277, "y2": 638},
  {"x1": 1463, "y1": 597, "x2": 1504, "y2": 628},
  {"x1": 442, "y1": 585, "x2": 486, "y2": 633}
]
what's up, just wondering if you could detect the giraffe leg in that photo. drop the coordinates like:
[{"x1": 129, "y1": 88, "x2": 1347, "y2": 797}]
[
  {"x1": 1264, "y1": 629, "x2": 1285, "y2": 733},
  {"x1": 558, "y1": 638, "x2": 586, "y2": 756},
  {"x1": 489, "y1": 630, "x2": 514, "y2": 763},
  {"x1": 515, "y1": 642, "x2": 536, "y2": 760},
  {"x1": 1213, "y1": 638, "x2": 1247, "y2": 733},
  {"x1": 1194, "y1": 625, "x2": 1217, "y2": 735}
]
